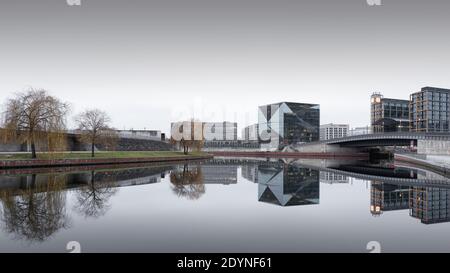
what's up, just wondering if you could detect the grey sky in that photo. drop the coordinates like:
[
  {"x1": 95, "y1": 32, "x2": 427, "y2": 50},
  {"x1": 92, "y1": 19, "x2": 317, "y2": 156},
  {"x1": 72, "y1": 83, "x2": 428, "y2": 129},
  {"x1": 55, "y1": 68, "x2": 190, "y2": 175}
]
[{"x1": 1, "y1": 0, "x2": 450, "y2": 136}]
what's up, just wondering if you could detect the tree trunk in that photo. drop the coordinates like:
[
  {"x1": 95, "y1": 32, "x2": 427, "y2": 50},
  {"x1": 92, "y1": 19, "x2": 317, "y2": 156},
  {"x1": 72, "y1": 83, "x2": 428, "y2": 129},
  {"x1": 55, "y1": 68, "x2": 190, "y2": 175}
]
[
  {"x1": 91, "y1": 142, "x2": 95, "y2": 157},
  {"x1": 31, "y1": 140, "x2": 37, "y2": 159}
]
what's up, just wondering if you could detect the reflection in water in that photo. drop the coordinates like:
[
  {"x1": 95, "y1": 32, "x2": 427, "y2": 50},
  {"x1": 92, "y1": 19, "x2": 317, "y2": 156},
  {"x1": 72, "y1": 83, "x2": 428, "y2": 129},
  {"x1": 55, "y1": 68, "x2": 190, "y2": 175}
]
[
  {"x1": 410, "y1": 187, "x2": 450, "y2": 224},
  {"x1": 2, "y1": 158, "x2": 450, "y2": 249},
  {"x1": 74, "y1": 171, "x2": 117, "y2": 218},
  {"x1": 0, "y1": 165, "x2": 172, "y2": 242},
  {"x1": 0, "y1": 174, "x2": 70, "y2": 242},
  {"x1": 370, "y1": 182, "x2": 410, "y2": 215},
  {"x1": 170, "y1": 165, "x2": 205, "y2": 200},
  {"x1": 257, "y1": 163, "x2": 320, "y2": 206}
]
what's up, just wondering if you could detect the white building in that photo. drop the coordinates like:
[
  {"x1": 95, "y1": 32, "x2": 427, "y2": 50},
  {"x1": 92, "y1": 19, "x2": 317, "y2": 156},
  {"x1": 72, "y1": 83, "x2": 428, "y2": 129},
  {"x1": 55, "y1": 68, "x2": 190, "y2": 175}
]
[
  {"x1": 348, "y1": 126, "x2": 371, "y2": 136},
  {"x1": 170, "y1": 121, "x2": 238, "y2": 141},
  {"x1": 319, "y1": 124, "x2": 349, "y2": 141},
  {"x1": 116, "y1": 129, "x2": 162, "y2": 141},
  {"x1": 242, "y1": 124, "x2": 259, "y2": 142}
]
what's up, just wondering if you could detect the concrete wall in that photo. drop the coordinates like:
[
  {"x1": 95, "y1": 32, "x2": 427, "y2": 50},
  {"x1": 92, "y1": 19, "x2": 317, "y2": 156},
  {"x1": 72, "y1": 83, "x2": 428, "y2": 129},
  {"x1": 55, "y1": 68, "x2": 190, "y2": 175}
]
[
  {"x1": 0, "y1": 136, "x2": 174, "y2": 153},
  {"x1": 418, "y1": 140, "x2": 450, "y2": 155},
  {"x1": 0, "y1": 143, "x2": 24, "y2": 152}
]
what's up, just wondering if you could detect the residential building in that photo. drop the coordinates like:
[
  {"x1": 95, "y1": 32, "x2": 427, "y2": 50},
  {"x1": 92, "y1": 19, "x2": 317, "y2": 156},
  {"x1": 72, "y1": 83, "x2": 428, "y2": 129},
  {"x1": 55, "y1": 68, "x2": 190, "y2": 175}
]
[
  {"x1": 370, "y1": 93, "x2": 410, "y2": 133},
  {"x1": 258, "y1": 102, "x2": 320, "y2": 150},
  {"x1": 410, "y1": 86, "x2": 450, "y2": 133},
  {"x1": 319, "y1": 123, "x2": 349, "y2": 140}
]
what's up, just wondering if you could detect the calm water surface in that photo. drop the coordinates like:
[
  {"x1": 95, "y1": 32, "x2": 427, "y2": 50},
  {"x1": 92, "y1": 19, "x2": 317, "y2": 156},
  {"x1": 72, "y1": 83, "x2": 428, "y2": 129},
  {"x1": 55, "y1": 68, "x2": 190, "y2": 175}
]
[{"x1": 1, "y1": 157, "x2": 450, "y2": 253}]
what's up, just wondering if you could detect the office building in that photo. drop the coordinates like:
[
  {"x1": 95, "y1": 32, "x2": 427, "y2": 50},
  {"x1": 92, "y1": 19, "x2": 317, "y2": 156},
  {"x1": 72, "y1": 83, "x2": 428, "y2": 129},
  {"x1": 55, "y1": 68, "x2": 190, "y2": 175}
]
[
  {"x1": 410, "y1": 86, "x2": 450, "y2": 133},
  {"x1": 258, "y1": 102, "x2": 320, "y2": 150},
  {"x1": 319, "y1": 123, "x2": 349, "y2": 140},
  {"x1": 370, "y1": 93, "x2": 410, "y2": 133}
]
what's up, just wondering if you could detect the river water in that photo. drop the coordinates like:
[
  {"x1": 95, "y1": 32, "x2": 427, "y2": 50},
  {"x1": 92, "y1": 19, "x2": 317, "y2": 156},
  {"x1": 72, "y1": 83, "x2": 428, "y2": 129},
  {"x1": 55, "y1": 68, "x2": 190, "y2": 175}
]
[{"x1": 1, "y1": 157, "x2": 450, "y2": 253}]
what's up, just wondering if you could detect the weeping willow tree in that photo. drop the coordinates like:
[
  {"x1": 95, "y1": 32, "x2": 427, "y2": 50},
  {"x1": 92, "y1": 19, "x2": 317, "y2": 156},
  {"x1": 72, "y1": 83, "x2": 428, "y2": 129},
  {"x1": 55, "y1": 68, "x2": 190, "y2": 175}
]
[
  {"x1": 0, "y1": 88, "x2": 70, "y2": 158},
  {"x1": 170, "y1": 165, "x2": 205, "y2": 200}
]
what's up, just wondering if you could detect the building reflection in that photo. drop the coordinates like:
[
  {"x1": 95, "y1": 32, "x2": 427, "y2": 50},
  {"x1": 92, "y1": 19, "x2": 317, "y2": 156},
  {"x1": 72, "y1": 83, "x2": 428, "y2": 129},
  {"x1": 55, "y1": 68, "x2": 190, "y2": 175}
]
[
  {"x1": 370, "y1": 182, "x2": 410, "y2": 216},
  {"x1": 410, "y1": 187, "x2": 450, "y2": 224},
  {"x1": 367, "y1": 176, "x2": 450, "y2": 224},
  {"x1": 320, "y1": 172, "x2": 349, "y2": 184},
  {"x1": 257, "y1": 163, "x2": 320, "y2": 206}
]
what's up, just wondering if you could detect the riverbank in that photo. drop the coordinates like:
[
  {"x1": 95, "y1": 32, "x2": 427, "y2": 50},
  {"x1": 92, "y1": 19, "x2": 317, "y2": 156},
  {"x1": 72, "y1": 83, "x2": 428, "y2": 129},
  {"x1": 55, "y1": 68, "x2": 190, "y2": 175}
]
[{"x1": 0, "y1": 151, "x2": 213, "y2": 169}]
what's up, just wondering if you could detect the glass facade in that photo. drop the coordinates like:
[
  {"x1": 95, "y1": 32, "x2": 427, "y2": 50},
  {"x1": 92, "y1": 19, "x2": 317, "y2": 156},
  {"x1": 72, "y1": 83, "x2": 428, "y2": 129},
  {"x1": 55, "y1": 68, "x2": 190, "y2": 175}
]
[
  {"x1": 410, "y1": 187, "x2": 450, "y2": 224},
  {"x1": 370, "y1": 93, "x2": 410, "y2": 133},
  {"x1": 257, "y1": 163, "x2": 320, "y2": 206},
  {"x1": 410, "y1": 87, "x2": 450, "y2": 132},
  {"x1": 258, "y1": 102, "x2": 320, "y2": 150},
  {"x1": 370, "y1": 182, "x2": 410, "y2": 216}
]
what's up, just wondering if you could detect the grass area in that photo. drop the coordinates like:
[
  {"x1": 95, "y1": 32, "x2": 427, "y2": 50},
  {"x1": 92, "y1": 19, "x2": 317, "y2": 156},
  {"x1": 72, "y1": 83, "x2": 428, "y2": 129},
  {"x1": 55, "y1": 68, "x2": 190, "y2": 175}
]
[{"x1": 0, "y1": 151, "x2": 209, "y2": 160}]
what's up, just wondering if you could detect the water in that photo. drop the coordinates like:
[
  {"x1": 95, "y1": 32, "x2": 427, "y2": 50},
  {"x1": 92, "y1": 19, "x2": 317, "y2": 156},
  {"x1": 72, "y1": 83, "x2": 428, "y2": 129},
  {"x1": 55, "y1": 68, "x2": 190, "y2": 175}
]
[{"x1": 1, "y1": 157, "x2": 450, "y2": 253}]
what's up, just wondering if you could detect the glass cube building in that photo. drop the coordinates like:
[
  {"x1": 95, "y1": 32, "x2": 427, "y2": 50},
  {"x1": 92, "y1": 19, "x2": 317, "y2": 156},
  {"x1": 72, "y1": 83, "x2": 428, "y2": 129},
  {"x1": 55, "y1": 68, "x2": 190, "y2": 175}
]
[
  {"x1": 257, "y1": 163, "x2": 320, "y2": 207},
  {"x1": 410, "y1": 87, "x2": 450, "y2": 133},
  {"x1": 258, "y1": 102, "x2": 320, "y2": 150}
]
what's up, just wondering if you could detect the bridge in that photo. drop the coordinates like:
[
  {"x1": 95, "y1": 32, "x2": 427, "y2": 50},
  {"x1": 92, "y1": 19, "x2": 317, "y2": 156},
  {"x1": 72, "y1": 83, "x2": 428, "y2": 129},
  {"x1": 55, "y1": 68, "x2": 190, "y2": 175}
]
[{"x1": 290, "y1": 132, "x2": 450, "y2": 155}]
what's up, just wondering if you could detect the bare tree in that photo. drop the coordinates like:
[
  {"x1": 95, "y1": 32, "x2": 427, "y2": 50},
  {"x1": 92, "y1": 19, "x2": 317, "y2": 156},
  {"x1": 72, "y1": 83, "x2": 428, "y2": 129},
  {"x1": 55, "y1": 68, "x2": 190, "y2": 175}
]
[
  {"x1": 74, "y1": 171, "x2": 117, "y2": 218},
  {"x1": 1, "y1": 88, "x2": 70, "y2": 158},
  {"x1": 74, "y1": 109, "x2": 118, "y2": 157}
]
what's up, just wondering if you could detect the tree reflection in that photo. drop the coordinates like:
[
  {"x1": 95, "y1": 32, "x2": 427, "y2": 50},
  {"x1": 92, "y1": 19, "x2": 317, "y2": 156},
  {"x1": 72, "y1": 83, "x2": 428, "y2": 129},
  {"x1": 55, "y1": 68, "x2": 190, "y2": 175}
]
[
  {"x1": 0, "y1": 174, "x2": 70, "y2": 242},
  {"x1": 170, "y1": 165, "x2": 205, "y2": 200},
  {"x1": 74, "y1": 171, "x2": 117, "y2": 218}
]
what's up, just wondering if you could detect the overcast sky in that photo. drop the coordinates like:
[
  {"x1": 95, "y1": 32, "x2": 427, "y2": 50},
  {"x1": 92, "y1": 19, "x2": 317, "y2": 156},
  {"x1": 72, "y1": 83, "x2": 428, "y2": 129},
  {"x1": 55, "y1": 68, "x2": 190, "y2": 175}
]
[{"x1": 1, "y1": 0, "x2": 450, "y2": 136}]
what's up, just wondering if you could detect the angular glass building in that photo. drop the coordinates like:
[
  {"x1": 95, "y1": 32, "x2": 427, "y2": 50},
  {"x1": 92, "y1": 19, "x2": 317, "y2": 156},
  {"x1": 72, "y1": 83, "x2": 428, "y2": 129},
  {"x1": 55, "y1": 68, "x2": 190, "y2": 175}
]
[
  {"x1": 258, "y1": 102, "x2": 320, "y2": 150},
  {"x1": 410, "y1": 86, "x2": 450, "y2": 133},
  {"x1": 257, "y1": 163, "x2": 320, "y2": 207}
]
